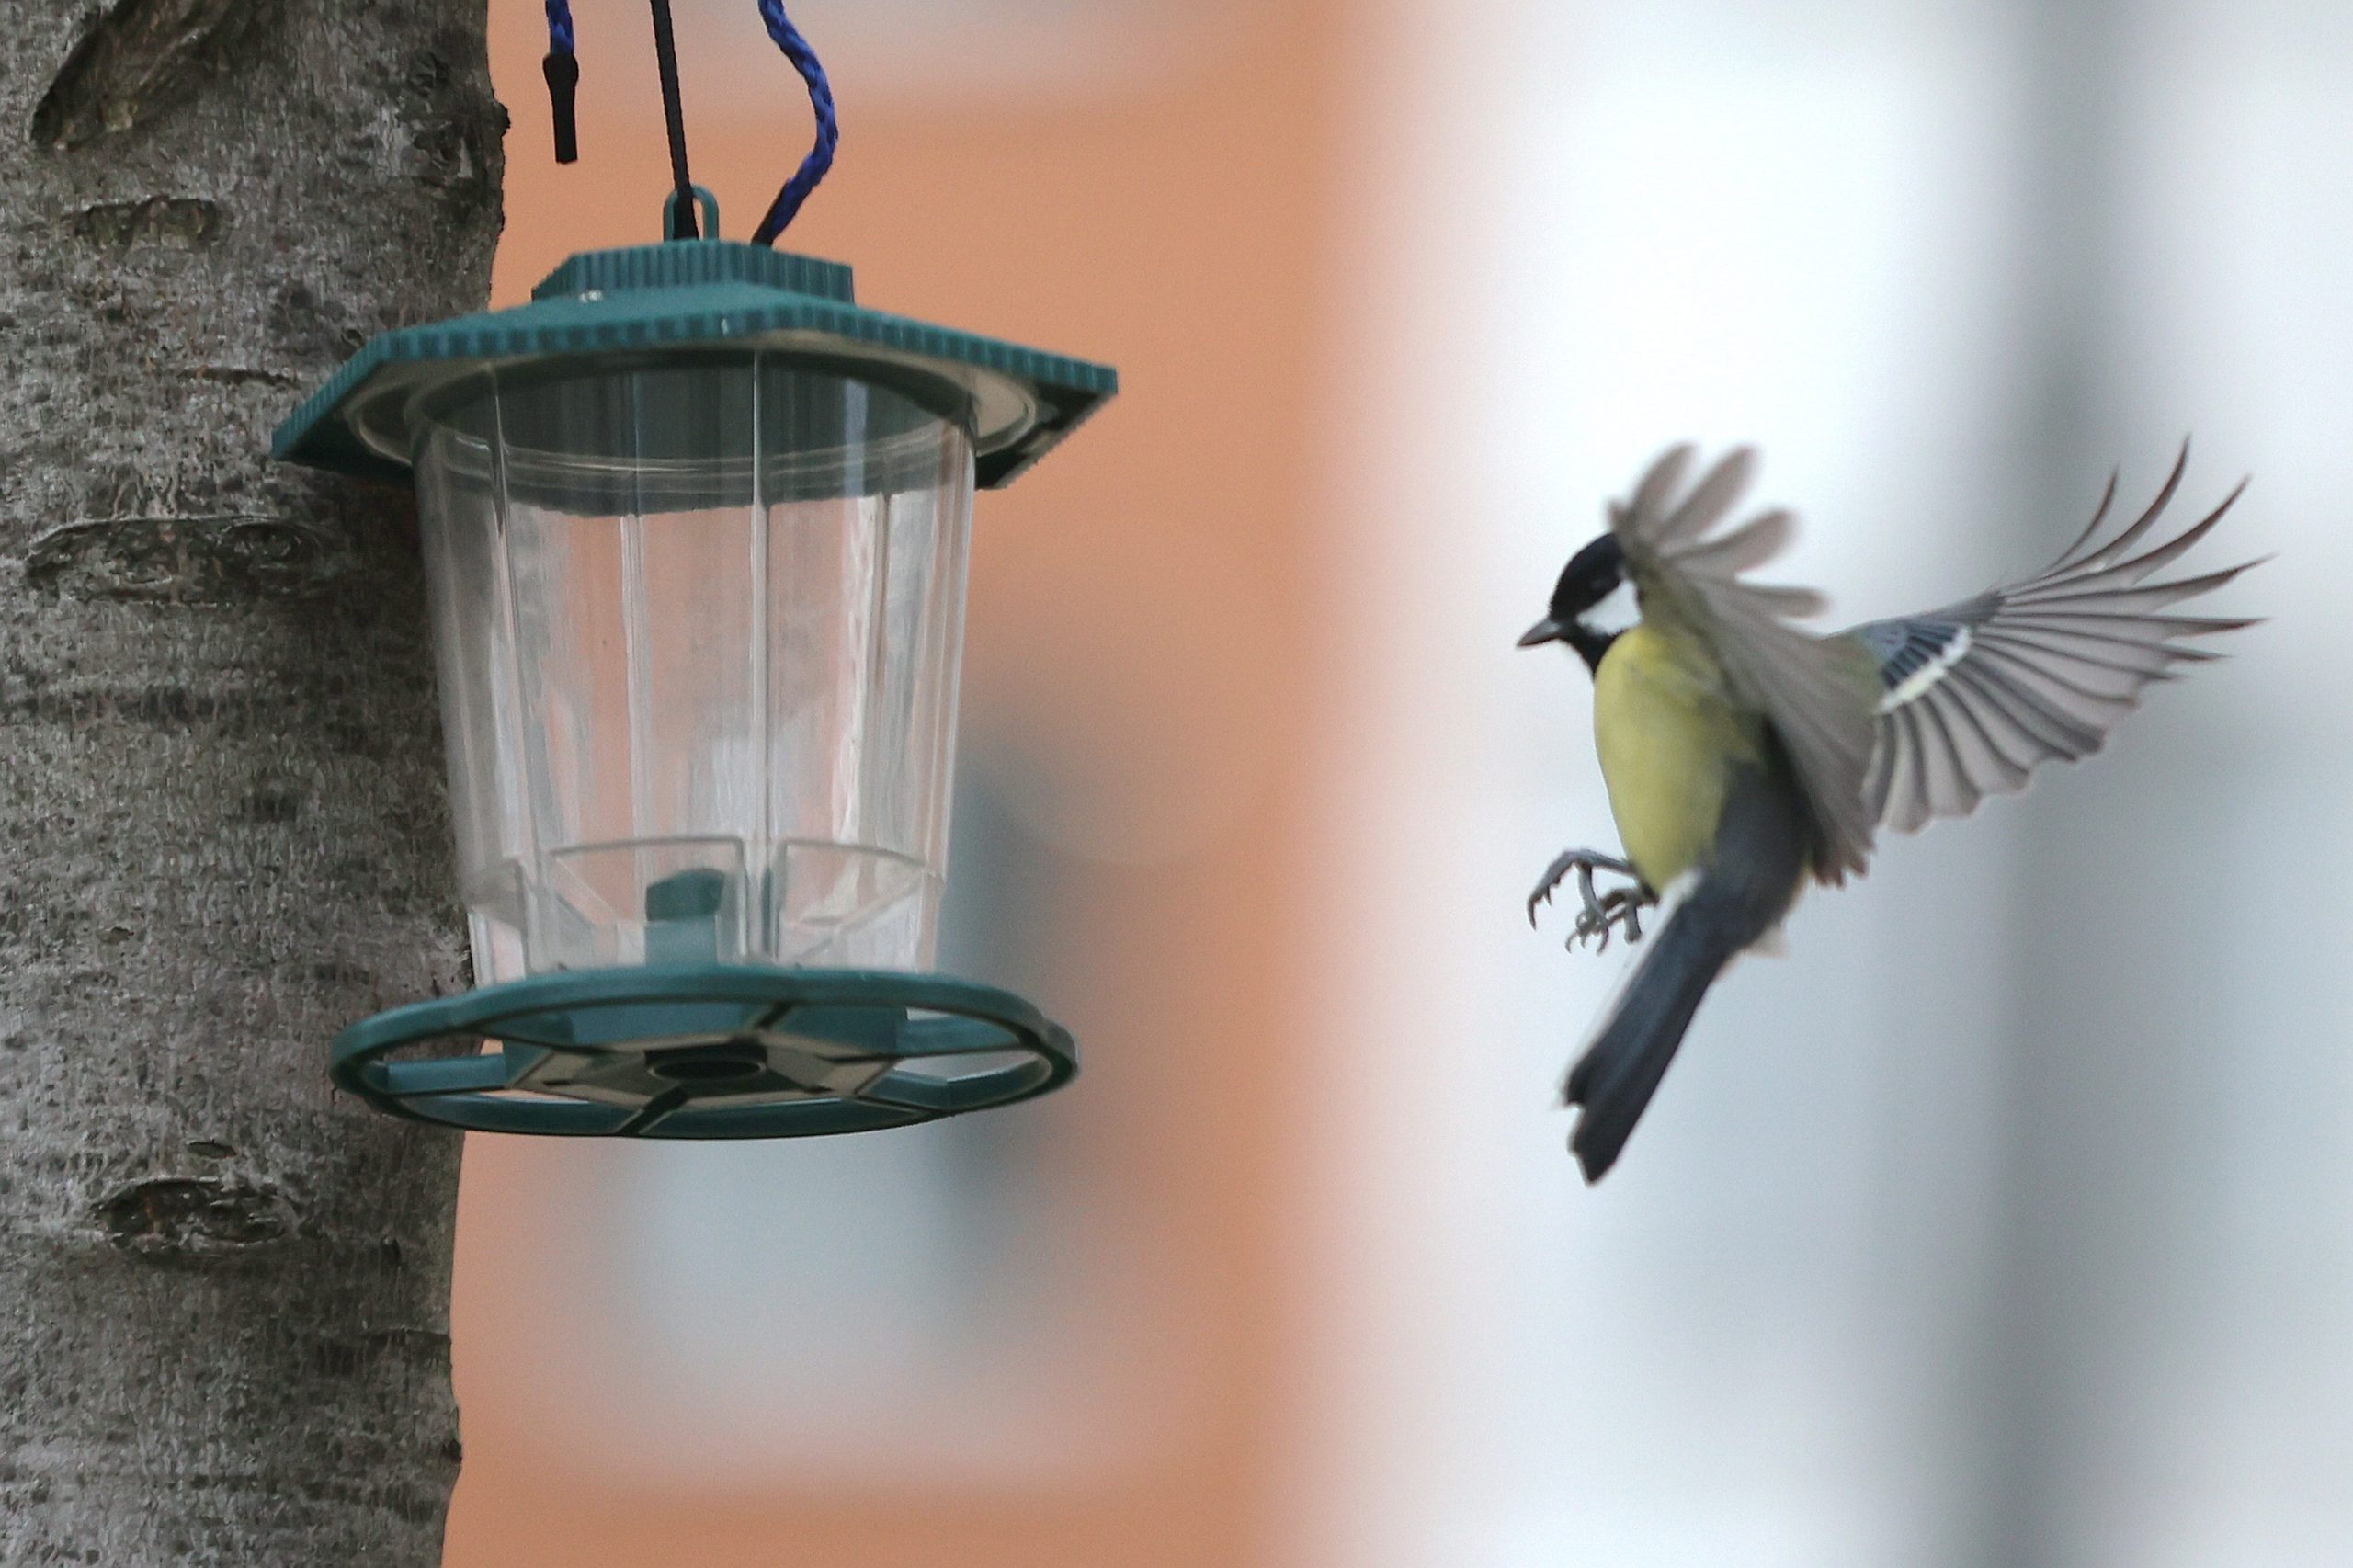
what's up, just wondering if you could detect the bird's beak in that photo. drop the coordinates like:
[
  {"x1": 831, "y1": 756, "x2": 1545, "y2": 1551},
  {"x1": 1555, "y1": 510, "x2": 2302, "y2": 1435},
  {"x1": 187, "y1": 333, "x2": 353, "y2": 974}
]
[{"x1": 1518, "y1": 618, "x2": 1569, "y2": 649}]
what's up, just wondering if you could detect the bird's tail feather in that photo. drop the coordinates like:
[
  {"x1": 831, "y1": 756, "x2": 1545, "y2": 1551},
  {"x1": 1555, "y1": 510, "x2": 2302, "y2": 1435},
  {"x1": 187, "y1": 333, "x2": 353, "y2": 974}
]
[{"x1": 1563, "y1": 893, "x2": 1747, "y2": 1182}]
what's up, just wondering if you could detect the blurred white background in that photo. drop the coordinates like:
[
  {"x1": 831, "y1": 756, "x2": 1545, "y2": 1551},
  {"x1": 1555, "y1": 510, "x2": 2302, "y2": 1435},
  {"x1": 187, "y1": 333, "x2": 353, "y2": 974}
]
[{"x1": 1302, "y1": 1, "x2": 2350, "y2": 1565}]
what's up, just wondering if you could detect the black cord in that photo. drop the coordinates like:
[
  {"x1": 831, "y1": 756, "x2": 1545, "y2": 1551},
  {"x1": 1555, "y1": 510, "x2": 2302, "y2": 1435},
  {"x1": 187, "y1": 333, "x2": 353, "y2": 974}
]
[{"x1": 648, "y1": 0, "x2": 699, "y2": 237}]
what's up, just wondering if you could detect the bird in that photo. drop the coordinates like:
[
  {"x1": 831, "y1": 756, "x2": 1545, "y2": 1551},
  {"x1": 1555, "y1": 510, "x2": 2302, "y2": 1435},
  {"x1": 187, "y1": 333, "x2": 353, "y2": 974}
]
[{"x1": 1518, "y1": 443, "x2": 2257, "y2": 1183}]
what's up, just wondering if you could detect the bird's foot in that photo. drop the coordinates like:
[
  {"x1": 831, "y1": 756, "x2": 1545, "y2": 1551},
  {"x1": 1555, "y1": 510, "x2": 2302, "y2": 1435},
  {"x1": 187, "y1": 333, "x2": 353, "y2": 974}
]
[
  {"x1": 1527, "y1": 847, "x2": 1635, "y2": 926},
  {"x1": 1527, "y1": 848, "x2": 1653, "y2": 952},
  {"x1": 1570, "y1": 884, "x2": 1651, "y2": 953}
]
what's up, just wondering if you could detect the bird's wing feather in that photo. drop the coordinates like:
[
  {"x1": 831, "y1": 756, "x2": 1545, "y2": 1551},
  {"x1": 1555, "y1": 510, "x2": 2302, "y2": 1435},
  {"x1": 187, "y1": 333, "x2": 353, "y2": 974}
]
[
  {"x1": 1844, "y1": 443, "x2": 2259, "y2": 834},
  {"x1": 1608, "y1": 445, "x2": 1881, "y2": 883}
]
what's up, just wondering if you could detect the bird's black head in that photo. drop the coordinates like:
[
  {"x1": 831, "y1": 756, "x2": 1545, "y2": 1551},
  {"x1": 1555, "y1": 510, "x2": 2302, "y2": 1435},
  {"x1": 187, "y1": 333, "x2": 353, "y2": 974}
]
[{"x1": 1518, "y1": 533, "x2": 1632, "y2": 673}]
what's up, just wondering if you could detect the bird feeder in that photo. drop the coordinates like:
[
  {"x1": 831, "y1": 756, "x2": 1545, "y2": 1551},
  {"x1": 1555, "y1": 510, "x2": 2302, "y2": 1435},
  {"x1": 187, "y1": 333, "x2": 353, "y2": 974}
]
[{"x1": 271, "y1": 190, "x2": 1115, "y2": 1136}]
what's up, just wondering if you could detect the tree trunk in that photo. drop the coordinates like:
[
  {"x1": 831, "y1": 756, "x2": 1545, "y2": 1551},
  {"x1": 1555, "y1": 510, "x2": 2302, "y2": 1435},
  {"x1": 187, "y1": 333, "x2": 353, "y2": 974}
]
[{"x1": 0, "y1": 2, "x2": 502, "y2": 1560}]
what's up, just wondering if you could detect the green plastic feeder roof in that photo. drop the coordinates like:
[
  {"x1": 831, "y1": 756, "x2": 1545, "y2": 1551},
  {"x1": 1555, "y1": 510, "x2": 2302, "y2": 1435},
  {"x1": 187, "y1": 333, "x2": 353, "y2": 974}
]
[{"x1": 271, "y1": 239, "x2": 1118, "y2": 490}]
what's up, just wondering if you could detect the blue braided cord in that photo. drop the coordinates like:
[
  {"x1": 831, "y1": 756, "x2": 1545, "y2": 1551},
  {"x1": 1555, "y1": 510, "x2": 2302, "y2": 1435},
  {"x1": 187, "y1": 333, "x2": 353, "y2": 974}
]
[
  {"x1": 749, "y1": 0, "x2": 838, "y2": 245},
  {"x1": 545, "y1": 0, "x2": 575, "y2": 56}
]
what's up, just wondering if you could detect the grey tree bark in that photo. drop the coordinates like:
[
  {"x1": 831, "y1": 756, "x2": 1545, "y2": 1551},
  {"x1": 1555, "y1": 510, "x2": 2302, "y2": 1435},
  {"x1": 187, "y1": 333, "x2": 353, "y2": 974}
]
[{"x1": 0, "y1": 2, "x2": 502, "y2": 1561}]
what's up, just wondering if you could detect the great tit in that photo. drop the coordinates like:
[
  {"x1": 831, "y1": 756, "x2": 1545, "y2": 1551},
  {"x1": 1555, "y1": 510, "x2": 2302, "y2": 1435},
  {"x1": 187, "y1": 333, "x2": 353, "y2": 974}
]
[{"x1": 1519, "y1": 444, "x2": 2256, "y2": 1182}]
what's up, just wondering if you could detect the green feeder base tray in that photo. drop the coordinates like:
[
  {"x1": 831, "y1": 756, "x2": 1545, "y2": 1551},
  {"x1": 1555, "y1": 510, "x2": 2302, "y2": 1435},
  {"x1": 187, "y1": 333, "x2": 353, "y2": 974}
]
[{"x1": 332, "y1": 965, "x2": 1075, "y2": 1138}]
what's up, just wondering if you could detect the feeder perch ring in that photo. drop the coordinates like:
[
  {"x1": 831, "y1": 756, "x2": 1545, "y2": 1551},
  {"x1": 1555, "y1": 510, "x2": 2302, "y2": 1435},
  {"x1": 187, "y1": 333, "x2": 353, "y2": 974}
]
[{"x1": 331, "y1": 965, "x2": 1075, "y2": 1138}]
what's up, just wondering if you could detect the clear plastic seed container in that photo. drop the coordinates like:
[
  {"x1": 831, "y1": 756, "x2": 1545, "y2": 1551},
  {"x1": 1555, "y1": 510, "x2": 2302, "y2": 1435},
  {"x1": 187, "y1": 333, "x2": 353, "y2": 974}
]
[{"x1": 412, "y1": 357, "x2": 973, "y2": 986}]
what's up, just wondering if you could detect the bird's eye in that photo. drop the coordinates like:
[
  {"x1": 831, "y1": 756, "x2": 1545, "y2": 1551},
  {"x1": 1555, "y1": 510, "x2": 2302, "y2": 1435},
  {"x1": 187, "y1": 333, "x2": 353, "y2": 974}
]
[{"x1": 1579, "y1": 576, "x2": 1641, "y2": 636}]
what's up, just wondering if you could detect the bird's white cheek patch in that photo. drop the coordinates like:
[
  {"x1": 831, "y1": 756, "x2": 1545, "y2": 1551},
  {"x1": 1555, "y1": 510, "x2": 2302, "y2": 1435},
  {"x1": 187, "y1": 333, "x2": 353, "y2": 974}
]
[{"x1": 1579, "y1": 577, "x2": 1643, "y2": 639}]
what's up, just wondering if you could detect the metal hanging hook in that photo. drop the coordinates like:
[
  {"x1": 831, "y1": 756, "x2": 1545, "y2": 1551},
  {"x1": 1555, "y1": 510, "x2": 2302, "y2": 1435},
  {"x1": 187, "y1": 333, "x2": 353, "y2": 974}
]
[{"x1": 647, "y1": 0, "x2": 700, "y2": 237}]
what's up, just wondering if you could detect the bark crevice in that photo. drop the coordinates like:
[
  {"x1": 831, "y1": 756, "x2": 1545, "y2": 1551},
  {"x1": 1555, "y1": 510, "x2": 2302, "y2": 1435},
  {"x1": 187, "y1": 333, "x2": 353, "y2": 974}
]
[
  {"x1": 71, "y1": 194, "x2": 225, "y2": 247},
  {"x1": 95, "y1": 1176, "x2": 293, "y2": 1257},
  {"x1": 29, "y1": 0, "x2": 262, "y2": 150}
]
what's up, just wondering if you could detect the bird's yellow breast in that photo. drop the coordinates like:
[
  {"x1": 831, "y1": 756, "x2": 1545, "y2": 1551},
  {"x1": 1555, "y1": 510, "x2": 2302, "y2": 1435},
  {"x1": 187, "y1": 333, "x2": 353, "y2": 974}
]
[{"x1": 1591, "y1": 621, "x2": 1761, "y2": 892}]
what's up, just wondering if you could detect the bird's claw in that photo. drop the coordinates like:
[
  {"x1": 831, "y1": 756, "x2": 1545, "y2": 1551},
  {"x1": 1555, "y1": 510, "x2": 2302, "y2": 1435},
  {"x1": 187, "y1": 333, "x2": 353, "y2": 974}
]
[
  {"x1": 1569, "y1": 885, "x2": 1647, "y2": 953},
  {"x1": 1527, "y1": 846, "x2": 1632, "y2": 924},
  {"x1": 1527, "y1": 847, "x2": 1653, "y2": 952}
]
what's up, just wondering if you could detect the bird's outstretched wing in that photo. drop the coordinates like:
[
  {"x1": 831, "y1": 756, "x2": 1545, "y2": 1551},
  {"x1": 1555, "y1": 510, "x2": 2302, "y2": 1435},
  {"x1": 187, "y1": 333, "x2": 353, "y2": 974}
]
[
  {"x1": 1608, "y1": 446, "x2": 1881, "y2": 883},
  {"x1": 1844, "y1": 445, "x2": 2258, "y2": 835}
]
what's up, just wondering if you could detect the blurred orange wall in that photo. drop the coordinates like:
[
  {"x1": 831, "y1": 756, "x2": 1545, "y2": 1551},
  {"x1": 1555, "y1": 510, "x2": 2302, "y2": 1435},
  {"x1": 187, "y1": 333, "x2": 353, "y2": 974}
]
[{"x1": 445, "y1": 3, "x2": 1343, "y2": 1564}]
